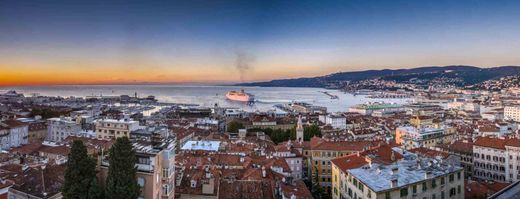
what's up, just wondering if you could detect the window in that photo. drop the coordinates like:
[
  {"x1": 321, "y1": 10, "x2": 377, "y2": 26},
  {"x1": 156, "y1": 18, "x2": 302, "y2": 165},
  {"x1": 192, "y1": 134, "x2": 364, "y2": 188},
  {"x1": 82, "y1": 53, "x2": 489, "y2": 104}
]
[
  {"x1": 441, "y1": 177, "x2": 445, "y2": 185},
  {"x1": 353, "y1": 179, "x2": 358, "y2": 186},
  {"x1": 413, "y1": 185, "x2": 417, "y2": 194},
  {"x1": 137, "y1": 177, "x2": 145, "y2": 187},
  {"x1": 385, "y1": 192, "x2": 390, "y2": 199},
  {"x1": 422, "y1": 182, "x2": 427, "y2": 191},
  {"x1": 457, "y1": 172, "x2": 461, "y2": 180},
  {"x1": 432, "y1": 193, "x2": 436, "y2": 199},
  {"x1": 449, "y1": 174, "x2": 454, "y2": 182},
  {"x1": 431, "y1": 179, "x2": 436, "y2": 188},
  {"x1": 449, "y1": 188, "x2": 456, "y2": 196},
  {"x1": 457, "y1": 185, "x2": 461, "y2": 194},
  {"x1": 400, "y1": 188, "x2": 408, "y2": 197}
]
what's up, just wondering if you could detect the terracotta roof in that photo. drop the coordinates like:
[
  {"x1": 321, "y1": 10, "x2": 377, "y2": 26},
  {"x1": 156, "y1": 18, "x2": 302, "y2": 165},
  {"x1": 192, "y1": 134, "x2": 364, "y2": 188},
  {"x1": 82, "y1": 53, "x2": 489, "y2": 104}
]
[
  {"x1": 0, "y1": 119, "x2": 27, "y2": 129},
  {"x1": 280, "y1": 180, "x2": 313, "y2": 199},
  {"x1": 310, "y1": 137, "x2": 384, "y2": 151},
  {"x1": 331, "y1": 144, "x2": 402, "y2": 171},
  {"x1": 474, "y1": 137, "x2": 520, "y2": 150}
]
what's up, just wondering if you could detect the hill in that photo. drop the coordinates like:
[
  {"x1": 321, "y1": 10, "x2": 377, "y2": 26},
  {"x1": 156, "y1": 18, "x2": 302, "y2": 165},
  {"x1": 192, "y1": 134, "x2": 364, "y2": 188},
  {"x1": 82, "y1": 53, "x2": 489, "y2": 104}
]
[{"x1": 236, "y1": 65, "x2": 520, "y2": 89}]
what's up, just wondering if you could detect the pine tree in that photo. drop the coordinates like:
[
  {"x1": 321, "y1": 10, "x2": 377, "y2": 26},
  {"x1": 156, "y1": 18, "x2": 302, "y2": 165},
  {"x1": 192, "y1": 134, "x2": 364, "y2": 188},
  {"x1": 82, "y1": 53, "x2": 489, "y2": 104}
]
[
  {"x1": 105, "y1": 137, "x2": 140, "y2": 199},
  {"x1": 62, "y1": 140, "x2": 99, "y2": 199}
]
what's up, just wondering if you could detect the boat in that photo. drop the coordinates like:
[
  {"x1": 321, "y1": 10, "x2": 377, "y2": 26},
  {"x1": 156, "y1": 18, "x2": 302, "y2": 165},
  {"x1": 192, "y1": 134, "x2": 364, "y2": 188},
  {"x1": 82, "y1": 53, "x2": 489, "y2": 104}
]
[{"x1": 226, "y1": 89, "x2": 255, "y2": 102}]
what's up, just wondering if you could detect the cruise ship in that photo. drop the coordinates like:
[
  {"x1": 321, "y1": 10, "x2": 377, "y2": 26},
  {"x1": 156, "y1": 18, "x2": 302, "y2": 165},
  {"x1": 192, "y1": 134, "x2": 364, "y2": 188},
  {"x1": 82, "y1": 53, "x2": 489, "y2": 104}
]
[{"x1": 225, "y1": 89, "x2": 255, "y2": 102}]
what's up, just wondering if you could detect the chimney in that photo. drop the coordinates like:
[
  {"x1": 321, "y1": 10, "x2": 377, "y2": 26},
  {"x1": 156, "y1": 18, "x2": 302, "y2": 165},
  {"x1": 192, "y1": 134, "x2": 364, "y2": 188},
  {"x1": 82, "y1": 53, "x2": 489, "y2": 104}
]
[
  {"x1": 391, "y1": 167, "x2": 399, "y2": 175},
  {"x1": 390, "y1": 179, "x2": 398, "y2": 188},
  {"x1": 262, "y1": 166, "x2": 266, "y2": 178},
  {"x1": 425, "y1": 171, "x2": 432, "y2": 179}
]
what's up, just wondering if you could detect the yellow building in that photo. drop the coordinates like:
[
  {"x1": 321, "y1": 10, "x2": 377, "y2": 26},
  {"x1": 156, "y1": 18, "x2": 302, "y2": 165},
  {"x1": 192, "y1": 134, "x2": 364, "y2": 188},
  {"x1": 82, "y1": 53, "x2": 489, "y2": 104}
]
[
  {"x1": 304, "y1": 137, "x2": 384, "y2": 194},
  {"x1": 95, "y1": 118, "x2": 140, "y2": 139}
]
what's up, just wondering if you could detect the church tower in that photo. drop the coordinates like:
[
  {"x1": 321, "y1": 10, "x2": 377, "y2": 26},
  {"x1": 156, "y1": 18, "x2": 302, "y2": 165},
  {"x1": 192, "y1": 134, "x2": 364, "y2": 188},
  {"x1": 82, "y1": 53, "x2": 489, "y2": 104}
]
[{"x1": 296, "y1": 115, "x2": 304, "y2": 142}]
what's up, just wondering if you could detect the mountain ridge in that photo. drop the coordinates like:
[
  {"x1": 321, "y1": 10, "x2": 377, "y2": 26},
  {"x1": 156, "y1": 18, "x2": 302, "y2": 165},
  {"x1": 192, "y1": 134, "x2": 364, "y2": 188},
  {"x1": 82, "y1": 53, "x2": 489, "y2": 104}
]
[{"x1": 236, "y1": 65, "x2": 520, "y2": 88}]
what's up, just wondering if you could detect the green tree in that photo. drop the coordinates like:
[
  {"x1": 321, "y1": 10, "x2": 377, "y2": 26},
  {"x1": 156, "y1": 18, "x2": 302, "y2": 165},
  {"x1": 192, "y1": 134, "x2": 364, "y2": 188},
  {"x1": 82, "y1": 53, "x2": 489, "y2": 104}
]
[
  {"x1": 62, "y1": 140, "x2": 102, "y2": 199},
  {"x1": 304, "y1": 124, "x2": 322, "y2": 141},
  {"x1": 88, "y1": 177, "x2": 104, "y2": 199},
  {"x1": 106, "y1": 137, "x2": 140, "y2": 199},
  {"x1": 226, "y1": 121, "x2": 244, "y2": 133}
]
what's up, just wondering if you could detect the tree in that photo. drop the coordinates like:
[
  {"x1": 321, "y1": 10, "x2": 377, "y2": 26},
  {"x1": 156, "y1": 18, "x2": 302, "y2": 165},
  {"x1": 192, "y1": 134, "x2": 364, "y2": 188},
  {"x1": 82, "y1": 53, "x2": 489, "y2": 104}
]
[
  {"x1": 304, "y1": 124, "x2": 322, "y2": 141},
  {"x1": 106, "y1": 137, "x2": 140, "y2": 199},
  {"x1": 62, "y1": 140, "x2": 102, "y2": 199},
  {"x1": 226, "y1": 121, "x2": 244, "y2": 133},
  {"x1": 88, "y1": 176, "x2": 104, "y2": 199}
]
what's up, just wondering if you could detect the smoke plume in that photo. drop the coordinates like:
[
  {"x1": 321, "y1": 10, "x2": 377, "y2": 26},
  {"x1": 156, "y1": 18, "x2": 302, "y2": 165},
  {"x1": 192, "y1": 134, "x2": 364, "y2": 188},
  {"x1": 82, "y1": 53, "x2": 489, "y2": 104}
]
[{"x1": 235, "y1": 51, "x2": 255, "y2": 82}]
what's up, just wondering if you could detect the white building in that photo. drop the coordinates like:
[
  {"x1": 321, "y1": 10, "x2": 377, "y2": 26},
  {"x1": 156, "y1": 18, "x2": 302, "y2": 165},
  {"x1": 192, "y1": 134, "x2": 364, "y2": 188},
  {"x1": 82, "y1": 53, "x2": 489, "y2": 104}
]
[
  {"x1": 505, "y1": 106, "x2": 520, "y2": 122},
  {"x1": 47, "y1": 117, "x2": 82, "y2": 142},
  {"x1": 319, "y1": 114, "x2": 347, "y2": 129},
  {"x1": 0, "y1": 120, "x2": 29, "y2": 149},
  {"x1": 274, "y1": 141, "x2": 304, "y2": 180},
  {"x1": 473, "y1": 137, "x2": 520, "y2": 183},
  {"x1": 348, "y1": 102, "x2": 404, "y2": 116}
]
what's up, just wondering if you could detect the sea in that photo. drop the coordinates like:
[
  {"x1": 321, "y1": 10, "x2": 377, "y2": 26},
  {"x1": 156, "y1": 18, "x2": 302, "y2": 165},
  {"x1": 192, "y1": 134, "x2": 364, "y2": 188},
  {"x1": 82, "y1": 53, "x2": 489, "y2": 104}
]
[{"x1": 0, "y1": 85, "x2": 410, "y2": 112}]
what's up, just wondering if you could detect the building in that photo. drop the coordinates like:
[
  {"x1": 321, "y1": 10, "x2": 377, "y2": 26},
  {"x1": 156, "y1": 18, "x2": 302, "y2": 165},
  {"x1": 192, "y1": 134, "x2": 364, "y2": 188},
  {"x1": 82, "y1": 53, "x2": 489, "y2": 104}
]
[
  {"x1": 331, "y1": 145, "x2": 465, "y2": 199},
  {"x1": 47, "y1": 117, "x2": 82, "y2": 142},
  {"x1": 274, "y1": 141, "x2": 304, "y2": 179},
  {"x1": 27, "y1": 121, "x2": 47, "y2": 143},
  {"x1": 99, "y1": 139, "x2": 176, "y2": 199},
  {"x1": 348, "y1": 102, "x2": 403, "y2": 116},
  {"x1": 436, "y1": 140, "x2": 474, "y2": 178},
  {"x1": 289, "y1": 102, "x2": 327, "y2": 114},
  {"x1": 505, "y1": 106, "x2": 520, "y2": 122},
  {"x1": 296, "y1": 116, "x2": 304, "y2": 142},
  {"x1": 304, "y1": 137, "x2": 384, "y2": 193},
  {"x1": 0, "y1": 120, "x2": 29, "y2": 150},
  {"x1": 473, "y1": 137, "x2": 520, "y2": 183},
  {"x1": 395, "y1": 126, "x2": 451, "y2": 150},
  {"x1": 95, "y1": 118, "x2": 140, "y2": 139},
  {"x1": 319, "y1": 114, "x2": 347, "y2": 129}
]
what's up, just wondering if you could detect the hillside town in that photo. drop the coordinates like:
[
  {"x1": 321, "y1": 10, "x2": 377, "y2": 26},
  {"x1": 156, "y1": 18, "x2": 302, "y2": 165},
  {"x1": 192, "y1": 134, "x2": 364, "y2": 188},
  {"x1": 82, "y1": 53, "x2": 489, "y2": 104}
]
[{"x1": 0, "y1": 83, "x2": 519, "y2": 199}]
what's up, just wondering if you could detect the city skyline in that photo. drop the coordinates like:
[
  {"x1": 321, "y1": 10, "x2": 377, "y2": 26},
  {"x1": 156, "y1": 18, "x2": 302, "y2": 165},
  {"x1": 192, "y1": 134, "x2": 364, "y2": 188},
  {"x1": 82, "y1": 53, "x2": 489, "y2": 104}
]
[{"x1": 1, "y1": 0, "x2": 520, "y2": 85}]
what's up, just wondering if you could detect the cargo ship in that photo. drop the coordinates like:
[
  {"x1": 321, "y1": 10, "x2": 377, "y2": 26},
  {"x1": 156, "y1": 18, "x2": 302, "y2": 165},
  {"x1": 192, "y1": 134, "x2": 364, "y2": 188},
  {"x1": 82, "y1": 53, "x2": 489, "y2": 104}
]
[{"x1": 226, "y1": 89, "x2": 255, "y2": 102}]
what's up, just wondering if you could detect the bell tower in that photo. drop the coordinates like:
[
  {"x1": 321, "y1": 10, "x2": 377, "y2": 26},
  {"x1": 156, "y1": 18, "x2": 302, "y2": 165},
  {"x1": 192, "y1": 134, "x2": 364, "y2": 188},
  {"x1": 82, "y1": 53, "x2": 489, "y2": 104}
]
[{"x1": 296, "y1": 115, "x2": 304, "y2": 143}]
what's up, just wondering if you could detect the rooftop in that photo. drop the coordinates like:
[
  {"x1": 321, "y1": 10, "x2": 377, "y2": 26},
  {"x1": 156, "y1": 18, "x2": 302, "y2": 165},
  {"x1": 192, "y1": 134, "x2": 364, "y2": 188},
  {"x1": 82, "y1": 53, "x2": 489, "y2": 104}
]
[
  {"x1": 181, "y1": 140, "x2": 221, "y2": 152},
  {"x1": 347, "y1": 153, "x2": 463, "y2": 192}
]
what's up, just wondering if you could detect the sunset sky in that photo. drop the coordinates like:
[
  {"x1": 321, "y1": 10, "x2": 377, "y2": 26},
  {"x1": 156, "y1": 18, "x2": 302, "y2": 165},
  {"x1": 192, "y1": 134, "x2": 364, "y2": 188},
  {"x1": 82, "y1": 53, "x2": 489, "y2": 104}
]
[{"x1": 1, "y1": 0, "x2": 520, "y2": 85}]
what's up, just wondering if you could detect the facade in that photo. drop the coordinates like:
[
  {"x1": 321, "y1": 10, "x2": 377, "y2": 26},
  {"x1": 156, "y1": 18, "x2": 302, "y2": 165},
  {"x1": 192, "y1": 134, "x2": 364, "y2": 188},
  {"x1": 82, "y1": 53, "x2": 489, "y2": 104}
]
[
  {"x1": 0, "y1": 120, "x2": 29, "y2": 150},
  {"x1": 331, "y1": 145, "x2": 465, "y2": 199},
  {"x1": 348, "y1": 102, "x2": 403, "y2": 116},
  {"x1": 395, "y1": 126, "x2": 449, "y2": 150},
  {"x1": 504, "y1": 106, "x2": 520, "y2": 122},
  {"x1": 304, "y1": 137, "x2": 384, "y2": 193},
  {"x1": 47, "y1": 117, "x2": 82, "y2": 142},
  {"x1": 473, "y1": 137, "x2": 520, "y2": 183},
  {"x1": 321, "y1": 114, "x2": 347, "y2": 129},
  {"x1": 99, "y1": 139, "x2": 176, "y2": 199},
  {"x1": 436, "y1": 140, "x2": 474, "y2": 178},
  {"x1": 95, "y1": 118, "x2": 140, "y2": 139},
  {"x1": 274, "y1": 141, "x2": 304, "y2": 179}
]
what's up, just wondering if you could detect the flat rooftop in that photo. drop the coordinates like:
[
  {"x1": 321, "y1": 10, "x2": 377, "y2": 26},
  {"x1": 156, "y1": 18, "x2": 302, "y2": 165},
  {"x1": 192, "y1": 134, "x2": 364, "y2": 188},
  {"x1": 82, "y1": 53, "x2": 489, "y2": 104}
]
[
  {"x1": 181, "y1": 140, "x2": 221, "y2": 151},
  {"x1": 348, "y1": 154, "x2": 462, "y2": 193}
]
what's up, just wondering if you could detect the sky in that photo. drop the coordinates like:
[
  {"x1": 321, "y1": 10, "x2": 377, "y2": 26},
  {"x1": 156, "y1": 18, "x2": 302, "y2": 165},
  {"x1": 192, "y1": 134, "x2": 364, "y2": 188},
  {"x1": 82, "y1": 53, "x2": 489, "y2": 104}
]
[{"x1": 1, "y1": 0, "x2": 520, "y2": 85}]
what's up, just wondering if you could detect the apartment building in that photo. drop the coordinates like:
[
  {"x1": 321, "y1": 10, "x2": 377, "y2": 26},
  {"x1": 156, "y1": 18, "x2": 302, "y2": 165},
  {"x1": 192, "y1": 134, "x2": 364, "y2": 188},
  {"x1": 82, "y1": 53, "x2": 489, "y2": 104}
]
[
  {"x1": 504, "y1": 106, "x2": 520, "y2": 122},
  {"x1": 319, "y1": 114, "x2": 347, "y2": 129},
  {"x1": 304, "y1": 137, "x2": 384, "y2": 193},
  {"x1": 47, "y1": 117, "x2": 82, "y2": 142},
  {"x1": 395, "y1": 126, "x2": 453, "y2": 150},
  {"x1": 0, "y1": 120, "x2": 28, "y2": 150},
  {"x1": 99, "y1": 139, "x2": 176, "y2": 199},
  {"x1": 95, "y1": 118, "x2": 140, "y2": 139},
  {"x1": 331, "y1": 145, "x2": 464, "y2": 199},
  {"x1": 473, "y1": 137, "x2": 520, "y2": 183}
]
